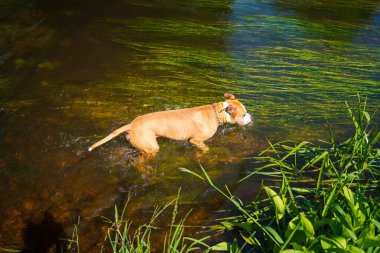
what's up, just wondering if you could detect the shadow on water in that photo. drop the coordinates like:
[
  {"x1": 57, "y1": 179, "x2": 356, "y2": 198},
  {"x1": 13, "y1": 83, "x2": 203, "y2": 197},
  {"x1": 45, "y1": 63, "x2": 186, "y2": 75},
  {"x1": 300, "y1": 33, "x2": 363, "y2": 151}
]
[{"x1": 21, "y1": 212, "x2": 65, "y2": 253}]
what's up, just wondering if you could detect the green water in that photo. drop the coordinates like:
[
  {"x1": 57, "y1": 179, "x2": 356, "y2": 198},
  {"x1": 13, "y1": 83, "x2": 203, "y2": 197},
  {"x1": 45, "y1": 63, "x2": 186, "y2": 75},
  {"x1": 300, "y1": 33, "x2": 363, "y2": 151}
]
[{"x1": 0, "y1": 0, "x2": 379, "y2": 251}]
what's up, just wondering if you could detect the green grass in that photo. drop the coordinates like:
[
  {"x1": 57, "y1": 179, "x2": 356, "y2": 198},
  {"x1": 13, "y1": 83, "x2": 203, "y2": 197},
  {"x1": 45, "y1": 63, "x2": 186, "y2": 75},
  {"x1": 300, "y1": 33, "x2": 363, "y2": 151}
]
[
  {"x1": 98, "y1": 190, "x2": 209, "y2": 253},
  {"x1": 58, "y1": 190, "x2": 210, "y2": 252}
]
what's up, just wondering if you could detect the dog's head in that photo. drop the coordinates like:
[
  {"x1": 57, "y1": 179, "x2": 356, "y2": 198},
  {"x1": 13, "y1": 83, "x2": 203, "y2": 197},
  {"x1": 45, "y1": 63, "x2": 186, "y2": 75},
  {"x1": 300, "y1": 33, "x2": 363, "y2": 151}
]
[{"x1": 223, "y1": 93, "x2": 252, "y2": 126}]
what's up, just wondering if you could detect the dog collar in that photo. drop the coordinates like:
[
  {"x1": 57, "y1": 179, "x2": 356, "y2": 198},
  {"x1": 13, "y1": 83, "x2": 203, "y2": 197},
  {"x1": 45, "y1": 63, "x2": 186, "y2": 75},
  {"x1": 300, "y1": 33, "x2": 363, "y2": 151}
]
[{"x1": 212, "y1": 102, "x2": 227, "y2": 126}]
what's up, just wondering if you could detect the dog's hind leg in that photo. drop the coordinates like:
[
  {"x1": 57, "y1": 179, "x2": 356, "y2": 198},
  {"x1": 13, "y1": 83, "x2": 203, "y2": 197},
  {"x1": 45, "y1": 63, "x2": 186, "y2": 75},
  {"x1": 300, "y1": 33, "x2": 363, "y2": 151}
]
[
  {"x1": 129, "y1": 132, "x2": 159, "y2": 176},
  {"x1": 129, "y1": 131, "x2": 160, "y2": 156},
  {"x1": 125, "y1": 131, "x2": 130, "y2": 141}
]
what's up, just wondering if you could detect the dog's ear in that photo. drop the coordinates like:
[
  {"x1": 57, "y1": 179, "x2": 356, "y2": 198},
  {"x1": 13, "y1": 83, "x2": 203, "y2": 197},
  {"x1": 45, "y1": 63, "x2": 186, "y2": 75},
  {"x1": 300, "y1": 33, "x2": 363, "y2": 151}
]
[
  {"x1": 225, "y1": 105, "x2": 237, "y2": 115},
  {"x1": 224, "y1": 93, "x2": 235, "y2": 100}
]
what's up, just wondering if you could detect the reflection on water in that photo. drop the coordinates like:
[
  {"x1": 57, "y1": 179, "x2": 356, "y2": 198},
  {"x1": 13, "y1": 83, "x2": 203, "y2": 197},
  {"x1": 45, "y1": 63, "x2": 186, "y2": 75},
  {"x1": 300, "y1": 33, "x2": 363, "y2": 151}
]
[{"x1": 0, "y1": 0, "x2": 379, "y2": 251}]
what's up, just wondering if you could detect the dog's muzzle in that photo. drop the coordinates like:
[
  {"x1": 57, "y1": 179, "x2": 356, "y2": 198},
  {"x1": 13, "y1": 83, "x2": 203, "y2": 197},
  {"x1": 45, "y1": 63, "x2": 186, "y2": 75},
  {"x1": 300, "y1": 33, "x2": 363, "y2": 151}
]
[{"x1": 238, "y1": 113, "x2": 253, "y2": 126}]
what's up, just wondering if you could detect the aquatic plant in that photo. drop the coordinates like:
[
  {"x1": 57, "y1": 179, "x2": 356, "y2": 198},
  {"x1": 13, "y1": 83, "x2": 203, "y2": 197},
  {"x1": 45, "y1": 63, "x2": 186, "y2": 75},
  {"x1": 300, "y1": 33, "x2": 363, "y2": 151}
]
[
  {"x1": 100, "y1": 190, "x2": 209, "y2": 253},
  {"x1": 182, "y1": 96, "x2": 380, "y2": 252},
  {"x1": 60, "y1": 218, "x2": 80, "y2": 253}
]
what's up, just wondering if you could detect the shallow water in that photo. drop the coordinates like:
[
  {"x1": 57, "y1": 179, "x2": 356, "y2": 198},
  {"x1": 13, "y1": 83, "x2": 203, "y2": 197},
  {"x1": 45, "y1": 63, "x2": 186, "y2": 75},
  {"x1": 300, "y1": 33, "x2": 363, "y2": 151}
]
[{"x1": 0, "y1": 0, "x2": 379, "y2": 251}]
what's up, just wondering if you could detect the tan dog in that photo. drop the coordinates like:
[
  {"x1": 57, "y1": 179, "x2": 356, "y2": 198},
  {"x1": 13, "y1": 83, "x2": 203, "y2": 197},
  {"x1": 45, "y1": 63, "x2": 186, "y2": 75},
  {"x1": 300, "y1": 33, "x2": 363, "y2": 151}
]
[{"x1": 88, "y1": 93, "x2": 252, "y2": 156}]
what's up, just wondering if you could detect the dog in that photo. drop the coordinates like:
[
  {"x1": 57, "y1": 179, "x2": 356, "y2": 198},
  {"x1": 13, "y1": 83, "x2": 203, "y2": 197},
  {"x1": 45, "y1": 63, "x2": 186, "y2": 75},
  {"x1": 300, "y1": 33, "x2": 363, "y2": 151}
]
[{"x1": 88, "y1": 93, "x2": 252, "y2": 157}]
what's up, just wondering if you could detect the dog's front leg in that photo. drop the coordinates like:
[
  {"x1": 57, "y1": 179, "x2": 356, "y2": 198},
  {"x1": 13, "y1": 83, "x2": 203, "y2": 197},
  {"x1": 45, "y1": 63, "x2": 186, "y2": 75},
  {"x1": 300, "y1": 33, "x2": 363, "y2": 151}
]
[{"x1": 189, "y1": 139, "x2": 209, "y2": 153}]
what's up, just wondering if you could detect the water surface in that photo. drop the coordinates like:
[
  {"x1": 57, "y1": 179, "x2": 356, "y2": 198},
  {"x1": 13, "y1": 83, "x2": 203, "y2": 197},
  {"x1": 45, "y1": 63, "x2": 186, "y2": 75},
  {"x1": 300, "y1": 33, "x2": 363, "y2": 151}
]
[{"x1": 0, "y1": 0, "x2": 379, "y2": 251}]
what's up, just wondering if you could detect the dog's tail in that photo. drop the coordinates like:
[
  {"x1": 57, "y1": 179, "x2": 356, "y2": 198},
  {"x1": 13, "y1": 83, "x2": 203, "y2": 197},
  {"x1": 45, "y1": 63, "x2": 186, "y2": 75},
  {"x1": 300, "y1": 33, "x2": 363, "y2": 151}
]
[{"x1": 88, "y1": 124, "x2": 131, "y2": 152}]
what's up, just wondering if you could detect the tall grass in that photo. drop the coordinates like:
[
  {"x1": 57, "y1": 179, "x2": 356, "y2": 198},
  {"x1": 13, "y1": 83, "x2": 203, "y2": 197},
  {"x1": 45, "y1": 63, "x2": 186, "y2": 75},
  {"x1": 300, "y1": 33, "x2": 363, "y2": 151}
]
[
  {"x1": 182, "y1": 96, "x2": 380, "y2": 252},
  {"x1": 99, "y1": 190, "x2": 209, "y2": 253}
]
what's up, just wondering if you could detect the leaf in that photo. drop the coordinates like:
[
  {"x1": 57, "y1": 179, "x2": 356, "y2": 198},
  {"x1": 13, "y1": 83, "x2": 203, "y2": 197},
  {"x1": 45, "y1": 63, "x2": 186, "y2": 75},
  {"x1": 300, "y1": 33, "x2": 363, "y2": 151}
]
[
  {"x1": 342, "y1": 186, "x2": 354, "y2": 207},
  {"x1": 284, "y1": 217, "x2": 307, "y2": 248},
  {"x1": 178, "y1": 167, "x2": 205, "y2": 181},
  {"x1": 281, "y1": 250, "x2": 304, "y2": 253},
  {"x1": 333, "y1": 204, "x2": 347, "y2": 216},
  {"x1": 220, "y1": 221, "x2": 235, "y2": 230},
  {"x1": 355, "y1": 209, "x2": 367, "y2": 228},
  {"x1": 345, "y1": 172, "x2": 359, "y2": 182},
  {"x1": 370, "y1": 132, "x2": 380, "y2": 147},
  {"x1": 300, "y1": 213, "x2": 315, "y2": 238},
  {"x1": 347, "y1": 245, "x2": 365, "y2": 253},
  {"x1": 239, "y1": 231, "x2": 256, "y2": 245},
  {"x1": 342, "y1": 225, "x2": 357, "y2": 241},
  {"x1": 285, "y1": 216, "x2": 300, "y2": 238},
  {"x1": 358, "y1": 223, "x2": 380, "y2": 248},
  {"x1": 280, "y1": 141, "x2": 311, "y2": 162},
  {"x1": 290, "y1": 187, "x2": 314, "y2": 193},
  {"x1": 321, "y1": 236, "x2": 347, "y2": 250},
  {"x1": 358, "y1": 235, "x2": 380, "y2": 248},
  {"x1": 341, "y1": 186, "x2": 366, "y2": 227},
  {"x1": 343, "y1": 214, "x2": 353, "y2": 230},
  {"x1": 264, "y1": 186, "x2": 285, "y2": 220},
  {"x1": 322, "y1": 184, "x2": 338, "y2": 217},
  {"x1": 210, "y1": 242, "x2": 228, "y2": 251},
  {"x1": 364, "y1": 111, "x2": 371, "y2": 123},
  {"x1": 234, "y1": 222, "x2": 253, "y2": 233},
  {"x1": 264, "y1": 226, "x2": 284, "y2": 244},
  {"x1": 373, "y1": 219, "x2": 380, "y2": 231},
  {"x1": 290, "y1": 242, "x2": 303, "y2": 250}
]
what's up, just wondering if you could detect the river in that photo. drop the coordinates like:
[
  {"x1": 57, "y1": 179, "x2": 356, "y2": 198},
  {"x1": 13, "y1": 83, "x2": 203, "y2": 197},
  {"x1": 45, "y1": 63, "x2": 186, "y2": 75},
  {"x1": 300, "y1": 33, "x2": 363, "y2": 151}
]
[{"x1": 0, "y1": 0, "x2": 379, "y2": 251}]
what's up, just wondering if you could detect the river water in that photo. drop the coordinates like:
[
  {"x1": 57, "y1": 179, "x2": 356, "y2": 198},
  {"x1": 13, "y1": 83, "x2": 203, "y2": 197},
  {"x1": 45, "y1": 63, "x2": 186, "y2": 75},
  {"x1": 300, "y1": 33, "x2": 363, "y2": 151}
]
[{"x1": 0, "y1": 0, "x2": 379, "y2": 251}]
